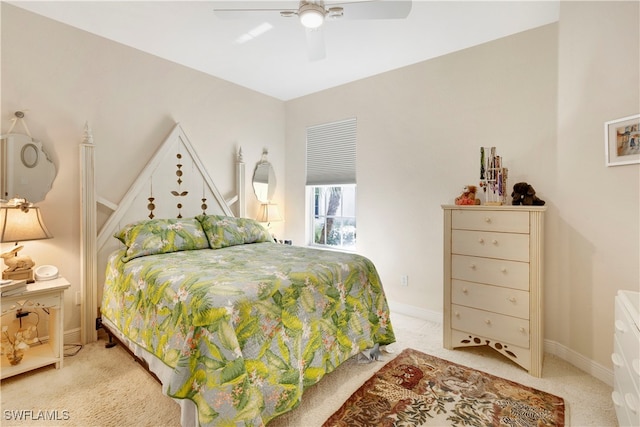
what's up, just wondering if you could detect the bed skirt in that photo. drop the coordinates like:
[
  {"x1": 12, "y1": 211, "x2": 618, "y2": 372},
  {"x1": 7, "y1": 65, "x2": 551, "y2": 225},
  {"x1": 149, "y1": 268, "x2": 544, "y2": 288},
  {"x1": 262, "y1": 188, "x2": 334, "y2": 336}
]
[{"x1": 102, "y1": 317, "x2": 197, "y2": 427}]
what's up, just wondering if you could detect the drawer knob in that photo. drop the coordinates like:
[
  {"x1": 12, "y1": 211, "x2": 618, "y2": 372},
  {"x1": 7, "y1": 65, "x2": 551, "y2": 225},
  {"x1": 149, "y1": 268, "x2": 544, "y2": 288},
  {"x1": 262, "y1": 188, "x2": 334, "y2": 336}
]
[
  {"x1": 611, "y1": 353, "x2": 624, "y2": 368},
  {"x1": 462, "y1": 288, "x2": 468, "y2": 294},
  {"x1": 508, "y1": 297, "x2": 517, "y2": 303},
  {"x1": 624, "y1": 393, "x2": 638, "y2": 413},
  {"x1": 484, "y1": 217, "x2": 491, "y2": 223},
  {"x1": 454, "y1": 311, "x2": 460, "y2": 318},
  {"x1": 519, "y1": 327, "x2": 526, "y2": 333},
  {"x1": 500, "y1": 267, "x2": 507, "y2": 273},
  {"x1": 615, "y1": 320, "x2": 628, "y2": 333},
  {"x1": 469, "y1": 264, "x2": 477, "y2": 270},
  {"x1": 478, "y1": 238, "x2": 485, "y2": 244},
  {"x1": 492, "y1": 239, "x2": 498, "y2": 245},
  {"x1": 612, "y1": 391, "x2": 624, "y2": 407},
  {"x1": 484, "y1": 319, "x2": 491, "y2": 325}
]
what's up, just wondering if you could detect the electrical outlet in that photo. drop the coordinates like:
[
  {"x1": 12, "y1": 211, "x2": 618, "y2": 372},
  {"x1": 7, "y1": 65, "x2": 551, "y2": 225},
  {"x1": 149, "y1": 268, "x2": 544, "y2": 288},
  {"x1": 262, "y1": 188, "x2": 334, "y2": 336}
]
[
  {"x1": 75, "y1": 291, "x2": 81, "y2": 306},
  {"x1": 401, "y1": 275, "x2": 409, "y2": 287}
]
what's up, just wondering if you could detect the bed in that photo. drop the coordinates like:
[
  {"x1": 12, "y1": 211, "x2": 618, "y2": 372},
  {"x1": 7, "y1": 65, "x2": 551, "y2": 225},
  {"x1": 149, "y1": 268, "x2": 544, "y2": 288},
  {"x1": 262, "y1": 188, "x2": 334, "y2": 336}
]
[{"x1": 81, "y1": 124, "x2": 396, "y2": 426}]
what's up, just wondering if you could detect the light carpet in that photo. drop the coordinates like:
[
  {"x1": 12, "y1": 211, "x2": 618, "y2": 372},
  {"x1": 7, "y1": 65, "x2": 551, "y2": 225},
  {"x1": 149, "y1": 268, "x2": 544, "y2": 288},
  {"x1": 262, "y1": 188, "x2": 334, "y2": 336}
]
[
  {"x1": 323, "y1": 348, "x2": 565, "y2": 426},
  {"x1": 0, "y1": 313, "x2": 616, "y2": 426}
]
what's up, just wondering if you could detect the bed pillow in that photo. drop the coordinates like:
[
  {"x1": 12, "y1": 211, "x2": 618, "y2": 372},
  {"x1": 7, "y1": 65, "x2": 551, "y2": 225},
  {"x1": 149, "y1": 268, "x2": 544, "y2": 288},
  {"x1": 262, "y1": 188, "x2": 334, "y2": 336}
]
[
  {"x1": 197, "y1": 215, "x2": 272, "y2": 249},
  {"x1": 114, "y1": 217, "x2": 209, "y2": 262}
]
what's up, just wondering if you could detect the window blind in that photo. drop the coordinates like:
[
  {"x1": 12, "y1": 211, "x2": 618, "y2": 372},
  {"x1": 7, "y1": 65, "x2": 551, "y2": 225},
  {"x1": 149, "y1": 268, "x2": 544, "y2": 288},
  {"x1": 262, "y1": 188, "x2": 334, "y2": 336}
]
[{"x1": 306, "y1": 118, "x2": 357, "y2": 186}]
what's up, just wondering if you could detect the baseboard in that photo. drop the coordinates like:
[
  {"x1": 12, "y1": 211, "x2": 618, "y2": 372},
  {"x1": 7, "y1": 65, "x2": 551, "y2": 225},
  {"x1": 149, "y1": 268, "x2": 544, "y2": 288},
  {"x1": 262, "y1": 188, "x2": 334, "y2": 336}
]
[
  {"x1": 387, "y1": 300, "x2": 442, "y2": 324},
  {"x1": 64, "y1": 327, "x2": 82, "y2": 345},
  {"x1": 543, "y1": 339, "x2": 613, "y2": 387},
  {"x1": 387, "y1": 300, "x2": 614, "y2": 387}
]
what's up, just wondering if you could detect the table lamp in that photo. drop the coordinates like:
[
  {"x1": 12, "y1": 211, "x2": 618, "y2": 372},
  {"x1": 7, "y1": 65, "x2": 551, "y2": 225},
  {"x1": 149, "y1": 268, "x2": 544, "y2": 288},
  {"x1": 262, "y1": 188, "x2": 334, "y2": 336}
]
[
  {"x1": 0, "y1": 204, "x2": 53, "y2": 283},
  {"x1": 256, "y1": 202, "x2": 282, "y2": 225},
  {"x1": 256, "y1": 203, "x2": 282, "y2": 242}
]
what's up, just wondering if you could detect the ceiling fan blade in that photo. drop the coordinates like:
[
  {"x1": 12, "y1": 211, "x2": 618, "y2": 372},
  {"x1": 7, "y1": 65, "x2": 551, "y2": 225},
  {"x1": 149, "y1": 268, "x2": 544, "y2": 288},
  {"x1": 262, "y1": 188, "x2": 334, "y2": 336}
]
[
  {"x1": 306, "y1": 27, "x2": 326, "y2": 61},
  {"x1": 213, "y1": 1, "x2": 298, "y2": 19},
  {"x1": 331, "y1": 0, "x2": 412, "y2": 20}
]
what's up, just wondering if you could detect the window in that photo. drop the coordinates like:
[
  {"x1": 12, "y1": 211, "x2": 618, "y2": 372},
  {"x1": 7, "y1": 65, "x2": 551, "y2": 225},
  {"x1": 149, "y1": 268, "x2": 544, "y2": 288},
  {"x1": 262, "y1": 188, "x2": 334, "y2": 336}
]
[
  {"x1": 306, "y1": 118, "x2": 356, "y2": 250},
  {"x1": 311, "y1": 185, "x2": 357, "y2": 249}
]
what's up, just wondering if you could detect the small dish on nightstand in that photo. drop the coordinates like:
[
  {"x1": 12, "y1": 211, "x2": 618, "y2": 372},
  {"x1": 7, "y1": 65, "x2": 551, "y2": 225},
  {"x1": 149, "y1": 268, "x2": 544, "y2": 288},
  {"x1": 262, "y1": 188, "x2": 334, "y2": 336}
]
[{"x1": 34, "y1": 265, "x2": 59, "y2": 281}]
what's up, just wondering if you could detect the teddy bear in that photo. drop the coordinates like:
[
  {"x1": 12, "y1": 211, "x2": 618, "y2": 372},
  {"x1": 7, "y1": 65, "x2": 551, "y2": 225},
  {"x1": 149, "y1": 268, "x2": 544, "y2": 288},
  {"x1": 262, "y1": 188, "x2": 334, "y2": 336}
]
[
  {"x1": 511, "y1": 182, "x2": 545, "y2": 206},
  {"x1": 455, "y1": 185, "x2": 481, "y2": 205}
]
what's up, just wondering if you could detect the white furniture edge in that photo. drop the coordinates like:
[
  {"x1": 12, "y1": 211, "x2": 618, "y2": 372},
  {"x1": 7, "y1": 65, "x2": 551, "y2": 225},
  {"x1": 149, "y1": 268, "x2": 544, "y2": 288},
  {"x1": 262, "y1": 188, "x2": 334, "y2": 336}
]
[{"x1": 80, "y1": 123, "x2": 245, "y2": 344}]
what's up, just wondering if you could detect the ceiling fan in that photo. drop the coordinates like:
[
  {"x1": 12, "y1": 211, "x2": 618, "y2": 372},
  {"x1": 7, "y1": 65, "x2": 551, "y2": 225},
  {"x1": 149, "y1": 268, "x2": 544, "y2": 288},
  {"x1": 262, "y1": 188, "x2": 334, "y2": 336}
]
[{"x1": 213, "y1": 1, "x2": 412, "y2": 61}]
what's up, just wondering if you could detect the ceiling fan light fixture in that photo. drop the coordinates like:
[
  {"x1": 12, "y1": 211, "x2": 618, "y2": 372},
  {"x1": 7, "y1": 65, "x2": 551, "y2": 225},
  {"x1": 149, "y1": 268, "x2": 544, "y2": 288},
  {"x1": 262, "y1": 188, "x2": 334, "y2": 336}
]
[{"x1": 299, "y1": 3, "x2": 325, "y2": 29}]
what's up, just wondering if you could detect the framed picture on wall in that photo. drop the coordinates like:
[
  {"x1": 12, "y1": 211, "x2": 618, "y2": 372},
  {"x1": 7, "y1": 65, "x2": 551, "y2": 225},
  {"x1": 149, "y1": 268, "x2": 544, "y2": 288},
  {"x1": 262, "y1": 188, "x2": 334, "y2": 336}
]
[{"x1": 605, "y1": 114, "x2": 640, "y2": 166}]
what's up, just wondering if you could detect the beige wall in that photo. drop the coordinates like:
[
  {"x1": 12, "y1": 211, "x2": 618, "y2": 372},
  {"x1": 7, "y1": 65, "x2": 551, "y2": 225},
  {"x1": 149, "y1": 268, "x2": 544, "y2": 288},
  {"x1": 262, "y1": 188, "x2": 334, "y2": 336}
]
[
  {"x1": 1, "y1": 4, "x2": 286, "y2": 341},
  {"x1": 286, "y1": 24, "x2": 558, "y2": 326},
  {"x1": 550, "y1": 1, "x2": 639, "y2": 370},
  {"x1": 285, "y1": 3, "x2": 639, "y2": 380}
]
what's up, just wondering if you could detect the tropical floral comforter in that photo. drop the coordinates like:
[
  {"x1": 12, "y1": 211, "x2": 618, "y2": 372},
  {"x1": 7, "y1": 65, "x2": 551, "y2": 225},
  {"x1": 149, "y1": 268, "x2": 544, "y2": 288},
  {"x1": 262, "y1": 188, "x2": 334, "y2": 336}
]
[{"x1": 101, "y1": 242, "x2": 395, "y2": 426}]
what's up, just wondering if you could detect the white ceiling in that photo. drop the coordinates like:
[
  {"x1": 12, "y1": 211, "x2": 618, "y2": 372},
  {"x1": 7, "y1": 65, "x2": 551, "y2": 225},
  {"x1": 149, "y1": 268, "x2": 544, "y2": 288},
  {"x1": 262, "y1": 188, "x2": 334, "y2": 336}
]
[{"x1": 8, "y1": 1, "x2": 560, "y2": 101}]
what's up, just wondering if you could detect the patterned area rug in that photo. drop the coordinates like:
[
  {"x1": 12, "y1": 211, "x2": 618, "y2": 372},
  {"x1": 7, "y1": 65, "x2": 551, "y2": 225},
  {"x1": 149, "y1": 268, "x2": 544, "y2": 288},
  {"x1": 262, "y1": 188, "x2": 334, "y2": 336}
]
[{"x1": 324, "y1": 348, "x2": 565, "y2": 427}]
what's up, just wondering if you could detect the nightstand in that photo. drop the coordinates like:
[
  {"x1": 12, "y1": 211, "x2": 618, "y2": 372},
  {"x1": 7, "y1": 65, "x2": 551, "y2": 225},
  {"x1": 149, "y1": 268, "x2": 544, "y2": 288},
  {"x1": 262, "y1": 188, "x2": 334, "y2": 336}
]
[{"x1": 0, "y1": 277, "x2": 70, "y2": 379}]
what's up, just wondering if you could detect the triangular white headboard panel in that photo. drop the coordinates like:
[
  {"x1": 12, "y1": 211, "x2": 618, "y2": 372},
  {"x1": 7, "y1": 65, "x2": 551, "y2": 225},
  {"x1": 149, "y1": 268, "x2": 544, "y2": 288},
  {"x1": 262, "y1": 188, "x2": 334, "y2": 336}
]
[
  {"x1": 81, "y1": 123, "x2": 245, "y2": 343},
  {"x1": 97, "y1": 123, "x2": 236, "y2": 249}
]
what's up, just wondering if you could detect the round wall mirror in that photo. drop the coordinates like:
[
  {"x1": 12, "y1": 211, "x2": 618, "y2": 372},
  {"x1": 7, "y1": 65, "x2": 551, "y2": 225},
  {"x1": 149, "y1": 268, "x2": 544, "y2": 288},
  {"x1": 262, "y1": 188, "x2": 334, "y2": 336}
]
[
  {"x1": 252, "y1": 150, "x2": 276, "y2": 203},
  {"x1": 0, "y1": 133, "x2": 57, "y2": 203}
]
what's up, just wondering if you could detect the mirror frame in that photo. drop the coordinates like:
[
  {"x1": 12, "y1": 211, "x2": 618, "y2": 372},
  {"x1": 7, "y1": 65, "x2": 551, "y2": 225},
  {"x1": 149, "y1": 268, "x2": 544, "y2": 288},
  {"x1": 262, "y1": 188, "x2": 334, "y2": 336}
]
[{"x1": 252, "y1": 150, "x2": 276, "y2": 203}]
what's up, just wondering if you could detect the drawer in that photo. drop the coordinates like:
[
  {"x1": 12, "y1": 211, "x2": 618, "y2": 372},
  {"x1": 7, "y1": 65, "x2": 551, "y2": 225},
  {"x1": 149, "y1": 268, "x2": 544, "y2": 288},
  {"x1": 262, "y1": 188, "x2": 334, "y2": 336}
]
[
  {"x1": 451, "y1": 304, "x2": 529, "y2": 348},
  {"x1": 613, "y1": 336, "x2": 640, "y2": 398},
  {"x1": 452, "y1": 230, "x2": 529, "y2": 261},
  {"x1": 452, "y1": 280, "x2": 529, "y2": 319},
  {"x1": 1, "y1": 293, "x2": 62, "y2": 314},
  {"x1": 616, "y1": 297, "x2": 640, "y2": 388},
  {"x1": 452, "y1": 209, "x2": 529, "y2": 233},
  {"x1": 452, "y1": 255, "x2": 530, "y2": 290}
]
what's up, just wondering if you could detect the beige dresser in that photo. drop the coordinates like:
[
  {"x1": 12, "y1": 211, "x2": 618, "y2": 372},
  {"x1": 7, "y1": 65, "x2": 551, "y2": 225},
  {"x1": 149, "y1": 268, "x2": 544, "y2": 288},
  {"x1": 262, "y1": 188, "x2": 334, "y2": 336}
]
[{"x1": 442, "y1": 205, "x2": 546, "y2": 377}]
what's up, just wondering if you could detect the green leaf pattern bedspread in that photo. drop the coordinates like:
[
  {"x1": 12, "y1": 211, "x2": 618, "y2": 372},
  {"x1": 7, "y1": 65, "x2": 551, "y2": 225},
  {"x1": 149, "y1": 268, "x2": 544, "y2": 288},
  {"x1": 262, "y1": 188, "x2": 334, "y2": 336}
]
[{"x1": 101, "y1": 242, "x2": 395, "y2": 426}]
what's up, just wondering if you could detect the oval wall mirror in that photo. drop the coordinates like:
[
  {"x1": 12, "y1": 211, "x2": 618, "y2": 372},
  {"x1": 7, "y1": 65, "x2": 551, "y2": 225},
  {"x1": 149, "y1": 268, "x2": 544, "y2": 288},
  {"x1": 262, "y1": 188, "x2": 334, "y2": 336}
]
[
  {"x1": 252, "y1": 150, "x2": 276, "y2": 203},
  {"x1": 0, "y1": 133, "x2": 57, "y2": 203}
]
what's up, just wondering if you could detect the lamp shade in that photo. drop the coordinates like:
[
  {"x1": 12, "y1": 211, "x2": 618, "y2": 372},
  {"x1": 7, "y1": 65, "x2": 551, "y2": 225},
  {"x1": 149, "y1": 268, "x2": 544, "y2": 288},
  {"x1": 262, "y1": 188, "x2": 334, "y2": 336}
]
[
  {"x1": 256, "y1": 203, "x2": 282, "y2": 223},
  {"x1": 0, "y1": 206, "x2": 53, "y2": 243}
]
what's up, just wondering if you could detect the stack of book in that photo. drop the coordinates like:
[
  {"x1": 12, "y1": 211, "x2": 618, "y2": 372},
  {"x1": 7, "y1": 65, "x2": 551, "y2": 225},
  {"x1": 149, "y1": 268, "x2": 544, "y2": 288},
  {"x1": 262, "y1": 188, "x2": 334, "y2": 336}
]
[{"x1": 0, "y1": 279, "x2": 28, "y2": 297}]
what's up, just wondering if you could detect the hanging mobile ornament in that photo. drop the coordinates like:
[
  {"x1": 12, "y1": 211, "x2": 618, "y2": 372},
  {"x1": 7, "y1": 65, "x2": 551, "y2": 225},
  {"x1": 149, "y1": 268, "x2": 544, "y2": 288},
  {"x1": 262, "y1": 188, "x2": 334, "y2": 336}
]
[
  {"x1": 201, "y1": 178, "x2": 208, "y2": 215},
  {"x1": 147, "y1": 180, "x2": 156, "y2": 219},
  {"x1": 171, "y1": 151, "x2": 188, "y2": 218}
]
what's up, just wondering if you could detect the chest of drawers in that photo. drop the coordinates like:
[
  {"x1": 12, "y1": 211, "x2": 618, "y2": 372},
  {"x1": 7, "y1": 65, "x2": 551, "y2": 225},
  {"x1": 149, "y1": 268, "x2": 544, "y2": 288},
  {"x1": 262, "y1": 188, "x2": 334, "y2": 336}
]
[
  {"x1": 442, "y1": 205, "x2": 546, "y2": 377},
  {"x1": 612, "y1": 290, "x2": 640, "y2": 427}
]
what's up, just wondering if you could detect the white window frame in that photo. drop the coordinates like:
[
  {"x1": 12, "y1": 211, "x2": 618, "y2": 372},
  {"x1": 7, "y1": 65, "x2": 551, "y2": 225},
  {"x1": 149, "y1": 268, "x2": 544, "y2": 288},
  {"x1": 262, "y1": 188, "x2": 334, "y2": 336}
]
[
  {"x1": 307, "y1": 184, "x2": 357, "y2": 251},
  {"x1": 305, "y1": 118, "x2": 357, "y2": 250}
]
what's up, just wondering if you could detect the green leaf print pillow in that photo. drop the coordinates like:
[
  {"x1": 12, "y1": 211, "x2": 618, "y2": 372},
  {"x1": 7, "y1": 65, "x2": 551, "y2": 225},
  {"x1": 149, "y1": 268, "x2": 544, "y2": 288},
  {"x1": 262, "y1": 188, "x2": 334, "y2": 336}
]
[
  {"x1": 197, "y1": 215, "x2": 272, "y2": 249},
  {"x1": 114, "y1": 217, "x2": 209, "y2": 261}
]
